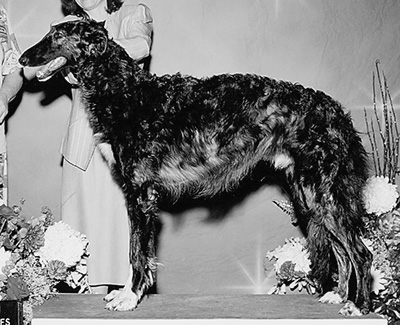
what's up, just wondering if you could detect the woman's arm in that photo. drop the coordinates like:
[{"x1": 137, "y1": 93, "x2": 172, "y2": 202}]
[{"x1": 0, "y1": 67, "x2": 23, "y2": 123}]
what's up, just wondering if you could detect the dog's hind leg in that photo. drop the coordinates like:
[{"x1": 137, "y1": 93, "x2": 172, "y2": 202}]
[
  {"x1": 287, "y1": 171, "x2": 371, "y2": 314},
  {"x1": 105, "y1": 185, "x2": 159, "y2": 311},
  {"x1": 280, "y1": 107, "x2": 372, "y2": 313}
]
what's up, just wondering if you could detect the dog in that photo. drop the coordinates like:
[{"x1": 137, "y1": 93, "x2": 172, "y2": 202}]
[{"x1": 19, "y1": 19, "x2": 372, "y2": 313}]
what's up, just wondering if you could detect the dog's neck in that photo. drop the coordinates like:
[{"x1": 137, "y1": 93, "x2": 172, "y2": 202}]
[{"x1": 74, "y1": 38, "x2": 147, "y2": 137}]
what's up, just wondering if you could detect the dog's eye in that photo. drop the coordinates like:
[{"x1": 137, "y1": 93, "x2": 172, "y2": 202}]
[{"x1": 53, "y1": 31, "x2": 65, "y2": 39}]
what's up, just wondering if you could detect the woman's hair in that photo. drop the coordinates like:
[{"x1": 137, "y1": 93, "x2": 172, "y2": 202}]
[{"x1": 61, "y1": 0, "x2": 123, "y2": 17}]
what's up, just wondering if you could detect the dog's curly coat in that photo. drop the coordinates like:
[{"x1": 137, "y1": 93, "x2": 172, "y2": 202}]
[{"x1": 20, "y1": 20, "x2": 372, "y2": 313}]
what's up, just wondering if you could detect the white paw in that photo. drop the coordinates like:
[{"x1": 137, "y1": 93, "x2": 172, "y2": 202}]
[
  {"x1": 104, "y1": 289, "x2": 139, "y2": 311},
  {"x1": 339, "y1": 301, "x2": 362, "y2": 316},
  {"x1": 319, "y1": 291, "x2": 344, "y2": 304},
  {"x1": 104, "y1": 289, "x2": 120, "y2": 301}
]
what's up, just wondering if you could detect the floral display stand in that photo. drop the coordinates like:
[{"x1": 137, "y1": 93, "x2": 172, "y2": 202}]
[{"x1": 31, "y1": 293, "x2": 385, "y2": 325}]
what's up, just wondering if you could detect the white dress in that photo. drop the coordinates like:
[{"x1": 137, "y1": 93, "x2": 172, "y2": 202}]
[{"x1": 61, "y1": 1, "x2": 153, "y2": 286}]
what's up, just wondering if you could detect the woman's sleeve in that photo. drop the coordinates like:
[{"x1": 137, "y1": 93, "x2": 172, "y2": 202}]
[{"x1": 116, "y1": 4, "x2": 153, "y2": 61}]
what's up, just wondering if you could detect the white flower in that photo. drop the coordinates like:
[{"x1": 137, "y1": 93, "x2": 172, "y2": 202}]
[
  {"x1": 0, "y1": 247, "x2": 11, "y2": 275},
  {"x1": 37, "y1": 221, "x2": 89, "y2": 268},
  {"x1": 266, "y1": 237, "x2": 311, "y2": 275},
  {"x1": 363, "y1": 176, "x2": 399, "y2": 215}
]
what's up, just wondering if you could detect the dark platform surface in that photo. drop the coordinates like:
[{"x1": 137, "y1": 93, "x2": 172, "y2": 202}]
[{"x1": 33, "y1": 294, "x2": 384, "y2": 321}]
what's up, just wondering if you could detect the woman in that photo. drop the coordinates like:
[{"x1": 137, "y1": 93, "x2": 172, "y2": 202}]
[
  {"x1": 0, "y1": 5, "x2": 23, "y2": 205},
  {"x1": 59, "y1": 0, "x2": 153, "y2": 291}
]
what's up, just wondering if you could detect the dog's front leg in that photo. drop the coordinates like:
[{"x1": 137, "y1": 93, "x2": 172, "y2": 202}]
[{"x1": 105, "y1": 186, "x2": 159, "y2": 311}]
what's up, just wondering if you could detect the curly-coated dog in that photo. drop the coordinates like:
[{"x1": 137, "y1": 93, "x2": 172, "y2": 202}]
[{"x1": 19, "y1": 20, "x2": 372, "y2": 313}]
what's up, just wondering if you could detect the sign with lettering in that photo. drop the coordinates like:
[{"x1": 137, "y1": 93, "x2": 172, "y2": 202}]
[{"x1": 0, "y1": 301, "x2": 23, "y2": 325}]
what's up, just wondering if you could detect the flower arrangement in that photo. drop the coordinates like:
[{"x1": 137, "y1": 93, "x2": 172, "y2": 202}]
[
  {"x1": 362, "y1": 61, "x2": 400, "y2": 324},
  {"x1": 0, "y1": 200, "x2": 90, "y2": 325},
  {"x1": 265, "y1": 237, "x2": 316, "y2": 295}
]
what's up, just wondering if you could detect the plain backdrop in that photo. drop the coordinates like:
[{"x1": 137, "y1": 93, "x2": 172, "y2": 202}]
[{"x1": 1, "y1": 0, "x2": 399, "y2": 294}]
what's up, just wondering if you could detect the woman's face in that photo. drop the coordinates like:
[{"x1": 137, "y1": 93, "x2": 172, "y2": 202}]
[{"x1": 75, "y1": 0, "x2": 106, "y2": 11}]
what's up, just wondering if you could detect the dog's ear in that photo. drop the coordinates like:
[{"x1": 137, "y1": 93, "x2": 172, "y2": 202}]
[{"x1": 87, "y1": 28, "x2": 108, "y2": 56}]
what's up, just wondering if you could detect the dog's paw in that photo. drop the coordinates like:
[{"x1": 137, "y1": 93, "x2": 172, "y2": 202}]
[
  {"x1": 318, "y1": 291, "x2": 344, "y2": 304},
  {"x1": 104, "y1": 289, "x2": 139, "y2": 311},
  {"x1": 339, "y1": 301, "x2": 362, "y2": 316},
  {"x1": 104, "y1": 289, "x2": 120, "y2": 301}
]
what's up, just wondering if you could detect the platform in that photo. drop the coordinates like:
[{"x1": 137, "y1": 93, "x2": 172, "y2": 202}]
[{"x1": 32, "y1": 294, "x2": 386, "y2": 324}]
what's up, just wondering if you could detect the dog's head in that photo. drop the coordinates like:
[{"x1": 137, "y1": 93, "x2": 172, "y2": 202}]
[{"x1": 19, "y1": 19, "x2": 109, "y2": 81}]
